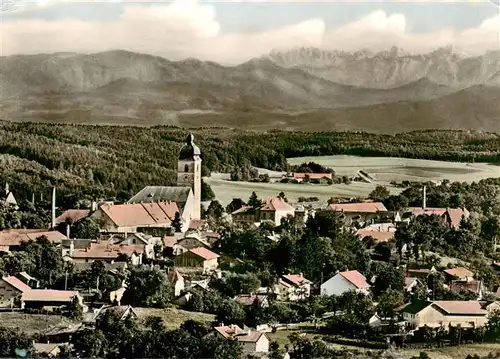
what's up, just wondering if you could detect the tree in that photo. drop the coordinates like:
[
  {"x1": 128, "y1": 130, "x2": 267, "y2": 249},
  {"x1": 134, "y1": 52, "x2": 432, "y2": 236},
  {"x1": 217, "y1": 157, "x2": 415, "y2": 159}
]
[
  {"x1": 122, "y1": 267, "x2": 172, "y2": 308},
  {"x1": 206, "y1": 200, "x2": 224, "y2": 219},
  {"x1": 248, "y1": 192, "x2": 261, "y2": 209},
  {"x1": 377, "y1": 289, "x2": 404, "y2": 319},
  {"x1": 278, "y1": 192, "x2": 287, "y2": 201},
  {"x1": 369, "y1": 185, "x2": 390, "y2": 202},
  {"x1": 201, "y1": 180, "x2": 215, "y2": 201},
  {"x1": 171, "y1": 212, "x2": 182, "y2": 232},
  {"x1": 19, "y1": 236, "x2": 64, "y2": 286},
  {"x1": 215, "y1": 299, "x2": 245, "y2": 325},
  {"x1": 69, "y1": 217, "x2": 100, "y2": 239},
  {"x1": 485, "y1": 309, "x2": 500, "y2": 342},
  {"x1": 0, "y1": 326, "x2": 32, "y2": 357},
  {"x1": 226, "y1": 198, "x2": 245, "y2": 214},
  {"x1": 68, "y1": 295, "x2": 83, "y2": 320}
]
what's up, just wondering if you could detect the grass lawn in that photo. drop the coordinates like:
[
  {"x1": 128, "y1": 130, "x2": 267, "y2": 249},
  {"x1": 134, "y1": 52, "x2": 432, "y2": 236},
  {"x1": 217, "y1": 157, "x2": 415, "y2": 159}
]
[
  {"x1": 134, "y1": 307, "x2": 215, "y2": 330},
  {"x1": 402, "y1": 343, "x2": 500, "y2": 359},
  {"x1": 0, "y1": 312, "x2": 75, "y2": 334}
]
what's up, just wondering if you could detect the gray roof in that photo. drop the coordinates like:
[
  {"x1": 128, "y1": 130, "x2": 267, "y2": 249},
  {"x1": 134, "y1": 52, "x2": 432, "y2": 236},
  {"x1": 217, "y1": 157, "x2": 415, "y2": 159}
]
[{"x1": 128, "y1": 186, "x2": 192, "y2": 206}]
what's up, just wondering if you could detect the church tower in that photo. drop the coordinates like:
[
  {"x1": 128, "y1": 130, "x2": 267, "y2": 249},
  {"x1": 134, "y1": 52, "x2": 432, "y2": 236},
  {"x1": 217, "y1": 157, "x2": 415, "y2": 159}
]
[{"x1": 177, "y1": 134, "x2": 202, "y2": 220}]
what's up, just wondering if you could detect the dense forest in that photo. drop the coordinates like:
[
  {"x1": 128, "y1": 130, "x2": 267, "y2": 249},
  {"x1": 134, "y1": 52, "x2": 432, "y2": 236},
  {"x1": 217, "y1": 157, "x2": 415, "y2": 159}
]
[{"x1": 1, "y1": 122, "x2": 500, "y2": 208}]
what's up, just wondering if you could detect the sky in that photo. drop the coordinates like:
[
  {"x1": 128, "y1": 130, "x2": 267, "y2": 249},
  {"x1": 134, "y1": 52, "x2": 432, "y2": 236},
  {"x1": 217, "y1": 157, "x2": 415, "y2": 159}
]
[{"x1": 0, "y1": 0, "x2": 499, "y2": 64}]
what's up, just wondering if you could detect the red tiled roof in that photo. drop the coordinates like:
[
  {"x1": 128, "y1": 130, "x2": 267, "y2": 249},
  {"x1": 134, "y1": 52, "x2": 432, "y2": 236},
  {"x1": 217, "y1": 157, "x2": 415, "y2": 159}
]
[
  {"x1": 100, "y1": 201, "x2": 178, "y2": 227},
  {"x1": 293, "y1": 173, "x2": 332, "y2": 180},
  {"x1": 55, "y1": 209, "x2": 91, "y2": 224},
  {"x1": 356, "y1": 229, "x2": 394, "y2": 242},
  {"x1": 188, "y1": 247, "x2": 219, "y2": 260},
  {"x1": 189, "y1": 220, "x2": 207, "y2": 230},
  {"x1": 260, "y1": 197, "x2": 294, "y2": 211},
  {"x1": 234, "y1": 331, "x2": 266, "y2": 343},
  {"x1": 214, "y1": 324, "x2": 243, "y2": 339},
  {"x1": 70, "y1": 243, "x2": 145, "y2": 259},
  {"x1": 282, "y1": 274, "x2": 311, "y2": 287},
  {"x1": 2, "y1": 276, "x2": 32, "y2": 292},
  {"x1": 163, "y1": 236, "x2": 177, "y2": 248},
  {"x1": 444, "y1": 267, "x2": 474, "y2": 279},
  {"x1": 410, "y1": 207, "x2": 447, "y2": 216},
  {"x1": 433, "y1": 301, "x2": 487, "y2": 315},
  {"x1": 339, "y1": 270, "x2": 369, "y2": 289},
  {"x1": 0, "y1": 229, "x2": 67, "y2": 247},
  {"x1": 445, "y1": 208, "x2": 469, "y2": 229},
  {"x1": 22, "y1": 289, "x2": 79, "y2": 302},
  {"x1": 329, "y1": 202, "x2": 387, "y2": 213}
]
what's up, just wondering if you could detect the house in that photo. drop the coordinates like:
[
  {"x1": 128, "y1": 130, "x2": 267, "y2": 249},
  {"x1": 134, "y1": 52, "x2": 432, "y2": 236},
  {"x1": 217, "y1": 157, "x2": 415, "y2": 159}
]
[
  {"x1": 213, "y1": 325, "x2": 269, "y2": 353},
  {"x1": 174, "y1": 247, "x2": 219, "y2": 273},
  {"x1": 232, "y1": 197, "x2": 295, "y2": 226},
  {"x1": 0, "y1": 276, "x2": 32, "y2": 307},
  {"x1": 404, "y1": 277, "x2": 421, "y2": 293},
  {"x1": 176, "y1": 235, "x2": 211, "y2": 253},
  {"x1": 328, "y1": 202, "x2": 388, "y2": 225},
  {"x1": 91, "y1": 201, "x2": 179, "y2": 234},
  {"x1": 405, "y1": 267, "x2": 437, "y2": 280},
  {"x1": 276, "y1": 274, "x2": 311, "y2": 301},
  {"x1": 409, "y1": 207, "x2": 470, "y2": 230},
  {"x1": 396, "y1": 300, "x2": 500, "y2": 329},
  {"x1": 84, "y1": 305, "x2": 138, "y2": 326},
  {"x1": 320, "y1": 270, "x2": 370, "y2": 297},
  {"x1": 33, "y1": 343, "x2": 68, "y2": 358},
  {"x1": 356, "y1": 229, "x2": 395, "y2": 243},
  {"x1": 66, "y1": 242, "x2": 145, "y2": 265},
  {"x1": 443, "y1": 267, "x2": 475, "y2": 283},
  {"x1": 0, "y1": 229, "x2": 67, "y2": 252},
  {"x1": 292, "y1": 173, "x2": 332, "y2": 183},
  {"x1": 168, "y1": 270, "x2": 185, "y2": 297},
  {"x1": 234, "y1": 294, "x2": 269, "y2": 308},
  {"x1": 21, "y1": 289, "x2": 87, "y2": 312}
]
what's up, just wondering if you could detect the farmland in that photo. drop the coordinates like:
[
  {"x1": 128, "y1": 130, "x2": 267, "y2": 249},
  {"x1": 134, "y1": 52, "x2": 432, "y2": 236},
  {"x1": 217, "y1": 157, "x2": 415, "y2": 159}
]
[{"x1": 206, "y1": 155, "x2": 500, "y2": 205}]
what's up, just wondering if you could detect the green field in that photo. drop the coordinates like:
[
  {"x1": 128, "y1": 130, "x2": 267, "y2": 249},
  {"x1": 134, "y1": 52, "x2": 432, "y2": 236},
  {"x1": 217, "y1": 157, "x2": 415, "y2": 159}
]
[
  {"x1": 207, "y1": 156, "x2": 500, "y2": 206},
  {"x1": 134, "y1": 307, "x2": 215, "y2": 330}
]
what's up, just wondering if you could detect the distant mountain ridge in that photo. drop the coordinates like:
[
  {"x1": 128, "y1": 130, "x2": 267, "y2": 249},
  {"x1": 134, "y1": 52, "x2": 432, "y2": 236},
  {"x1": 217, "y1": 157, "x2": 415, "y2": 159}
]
[
  {"x1": 0, "y1": 47, "x2": 499, "y2": 133},
  {"x1": 267, "y1": 46, "x2": 500, "y2": 89}
]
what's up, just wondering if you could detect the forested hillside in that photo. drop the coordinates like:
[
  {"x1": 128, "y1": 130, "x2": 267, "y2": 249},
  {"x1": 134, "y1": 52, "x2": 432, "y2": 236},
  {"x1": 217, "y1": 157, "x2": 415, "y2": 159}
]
[{"x1": 1, "y1": 122, "x2": 500, "y2": 208}]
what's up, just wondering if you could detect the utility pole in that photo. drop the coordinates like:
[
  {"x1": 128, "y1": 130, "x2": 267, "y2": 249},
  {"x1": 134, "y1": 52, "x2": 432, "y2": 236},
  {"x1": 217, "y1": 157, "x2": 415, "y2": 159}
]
[{"x1": 64, "y1": 271, "x2": 68, "y2": 291}]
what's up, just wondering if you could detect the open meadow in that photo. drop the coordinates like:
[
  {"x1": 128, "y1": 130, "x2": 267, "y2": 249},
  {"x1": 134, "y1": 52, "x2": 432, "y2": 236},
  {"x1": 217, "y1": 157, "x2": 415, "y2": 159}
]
[{"x1": 206, "y1": 156, "x2": 500, "y2": 206}]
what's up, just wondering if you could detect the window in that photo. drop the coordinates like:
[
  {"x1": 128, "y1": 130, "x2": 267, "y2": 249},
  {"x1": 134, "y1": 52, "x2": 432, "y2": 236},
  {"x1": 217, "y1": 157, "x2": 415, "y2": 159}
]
[{"x1": 184, "y1": 164, "x2": 189, "y2": 173}]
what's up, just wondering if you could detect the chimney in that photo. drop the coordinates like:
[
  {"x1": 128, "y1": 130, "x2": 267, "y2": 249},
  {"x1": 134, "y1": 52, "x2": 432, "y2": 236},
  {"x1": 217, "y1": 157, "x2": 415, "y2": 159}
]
[
  {"x1": 423, "y1": 185, "x2": 427, "y2": 209},
  {"x1": 66, "y1": 223, "x2": 71, "y2": 239},
  {"x1": 51, "y1": 187, "x2": 56, "y2": 229}
]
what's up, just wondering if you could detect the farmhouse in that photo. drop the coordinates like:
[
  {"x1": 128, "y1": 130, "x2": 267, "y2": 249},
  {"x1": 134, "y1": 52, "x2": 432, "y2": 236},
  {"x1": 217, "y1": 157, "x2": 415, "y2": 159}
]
[
  {"x1": 212, "y1": 325, "x2": 269, "y2": 353},
  {"x1": 0, "y1": 275, "x2": 32, "y2": 307},
  {"x1": 328, "y1": 202, "x2": 388, "y2": 225},
  {"x1": 397, "y1": 300, "x2": 500, "y2": 329},
  {"x1": 321, "y1": 270, "x2": 370, "y2": 297},
  {"x1": 174, "y1": 247, "x2": 219, "y2": 273}
]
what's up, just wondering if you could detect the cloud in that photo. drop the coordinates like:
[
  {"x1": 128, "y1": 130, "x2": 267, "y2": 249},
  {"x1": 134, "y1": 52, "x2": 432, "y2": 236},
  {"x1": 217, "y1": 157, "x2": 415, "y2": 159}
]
[{"x1": 1, "y1": 0, "x2": 499, "y2": 64}]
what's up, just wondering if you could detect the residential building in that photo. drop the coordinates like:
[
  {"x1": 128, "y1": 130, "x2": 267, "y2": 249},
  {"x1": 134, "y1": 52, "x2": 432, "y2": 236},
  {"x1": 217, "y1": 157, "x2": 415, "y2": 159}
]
[
  {"x1": 66, "y1": 242, "x2": 144, "y2": 265},
  {"x1": 0, "y1": 229, "x2": 67, "y2": 252},
  {"x1": 234, "y1": 294, "x2": 269, "y2": 308},
  {"x1": 276, "y1": 274, "x2": 311, "y2": 301},
  {"x1": 213, "y1": 325, "x2": 269, "y2": 353},
  {"x1": 91, "y1": 201, "x2": 178, "y2": 234},
  {"x1": 174, "y1": 247, "x2": 219, "y2": 273},
  {"x1": 176, "y1": 235, "x2": 211, "y2": 253},
  {"x1": 443, "y1": 267, "x2": 475, "y2": 283},
  {"x1": 328, "y1": 202, "x2": 388, "y2": 225},
  {"x1": 291, "y1": 173, "x2": 333, "y2": 183},
  {"x1": 55, "y1": 209, "x2": 91, "y2": 226},
  {"x1": 21, "y1": 289, "x2": 87, "y2": 312},
  {"x1": 232, "y1": 197, "x2": 295, "y2": 226},
  {"x1": 404, "y1": 277, "x2": 421, "y2": 293},
  {"x1": 397, "y1": 300, "x2": 500, "y2": 329},
  {"x1": 320, "y1": 270, "x2": 370, "y2": 297},
  {"x1": 33, "y1": 343, "x2": 67, "y2": 358},
  {"x1": 409, "y1": 207, "x2": 470, "y2": 230},
  {"x1": 356, "y1": 229, "x2": 395, "y2": 243},
  {"x1": 0, "y1": 276, "x2": 32, "y2": 307}
]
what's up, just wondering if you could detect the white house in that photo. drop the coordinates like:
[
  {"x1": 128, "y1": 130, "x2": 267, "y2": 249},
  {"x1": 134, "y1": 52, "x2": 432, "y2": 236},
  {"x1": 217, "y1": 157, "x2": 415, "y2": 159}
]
[
  {"x1": 212, "y1": 325, "x2": 269, "y2": 353},
  {"x1": 275, "y1": 274, "x2": 311, "y2": 301},
  {"x1": 320, "y1": 270, "x2": 370, "y2": 297},
  {"x1": 168, "y1": 270, "x2": 185, "y2": 297}
]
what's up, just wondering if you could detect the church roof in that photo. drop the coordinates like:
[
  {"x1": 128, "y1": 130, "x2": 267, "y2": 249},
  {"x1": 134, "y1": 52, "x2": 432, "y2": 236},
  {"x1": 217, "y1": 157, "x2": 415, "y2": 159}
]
[
  {"x1": 128, "y1": 186, "x2": 192, "y2": 206},
  {"x1": 179, "y1": 134, "x2": 201, "y2": 160}
]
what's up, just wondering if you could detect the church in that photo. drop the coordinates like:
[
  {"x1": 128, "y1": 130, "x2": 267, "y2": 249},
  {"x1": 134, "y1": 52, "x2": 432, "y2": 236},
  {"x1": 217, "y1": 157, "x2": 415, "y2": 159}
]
[{"x1": 126, "y1": 133, "x2": 202, "y2": 231}]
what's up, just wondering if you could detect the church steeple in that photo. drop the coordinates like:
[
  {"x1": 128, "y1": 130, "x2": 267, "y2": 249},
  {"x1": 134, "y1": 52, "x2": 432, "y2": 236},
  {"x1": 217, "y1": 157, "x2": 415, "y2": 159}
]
[{"x1": 177, "y1": 134, "x2": 202, "y2": 220}]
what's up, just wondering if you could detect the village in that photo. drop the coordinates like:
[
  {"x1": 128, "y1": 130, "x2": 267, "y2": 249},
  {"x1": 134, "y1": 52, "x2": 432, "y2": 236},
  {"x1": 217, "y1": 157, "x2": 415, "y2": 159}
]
[{"x1": 0, "y1": 134, "x2": 500, "y2": 359}]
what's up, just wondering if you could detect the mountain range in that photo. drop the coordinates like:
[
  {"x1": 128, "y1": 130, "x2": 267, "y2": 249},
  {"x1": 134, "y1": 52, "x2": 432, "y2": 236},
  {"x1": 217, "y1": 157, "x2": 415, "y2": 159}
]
[{"x1": 0, "y1": 47, "x2": 499, "y2": 133}]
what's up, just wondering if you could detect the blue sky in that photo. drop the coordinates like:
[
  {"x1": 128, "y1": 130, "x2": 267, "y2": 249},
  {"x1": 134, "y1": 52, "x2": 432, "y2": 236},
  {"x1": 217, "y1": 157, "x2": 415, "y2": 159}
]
[{"x1": 1, "y1": 1, "x2": 499, "y2": 63}]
